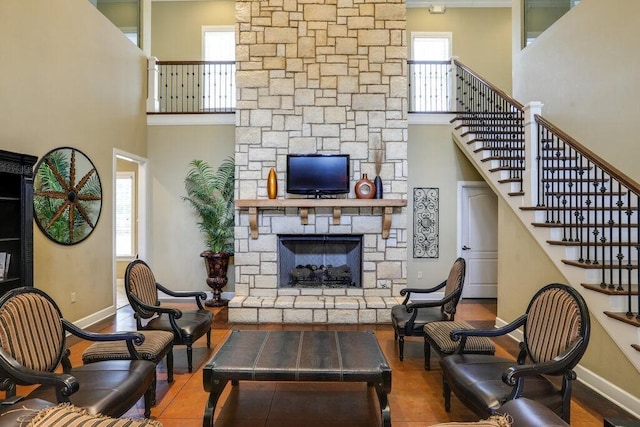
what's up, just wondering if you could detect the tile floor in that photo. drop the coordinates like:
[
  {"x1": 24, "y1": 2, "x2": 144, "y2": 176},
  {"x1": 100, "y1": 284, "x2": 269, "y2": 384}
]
[{"x1": 18, "y1": 300, "x2": 636, "y2": 426}]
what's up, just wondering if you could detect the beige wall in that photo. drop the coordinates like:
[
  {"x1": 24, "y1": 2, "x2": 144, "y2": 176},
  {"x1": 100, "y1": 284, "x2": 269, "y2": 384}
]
[
  {"x1": 407, "y1": 7, "x2": 512, "y2": 94},
  {"x1": 498, "y1": 199, "x2": 640, "y2": 398},
  {"x1": 513, "y1": 0, "x2": 640, "y2": 182},
  {"x1": 0, "y1": 0, "x2": 147, "y2": 321},
  {"x1": 147, "y1": 125, "x2": 235, "y2": 295},
  {"x1": 150, "y1": 0, "x2": 235, "y2": 60},
  {"x1": 407, "y1": 125, "x2": 482, "y2": 284}
]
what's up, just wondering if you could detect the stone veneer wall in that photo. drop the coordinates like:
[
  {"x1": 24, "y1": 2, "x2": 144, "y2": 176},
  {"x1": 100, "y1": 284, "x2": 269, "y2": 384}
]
[{"x1": 230, "y1": 0, "x2": 408, "y2": 324}]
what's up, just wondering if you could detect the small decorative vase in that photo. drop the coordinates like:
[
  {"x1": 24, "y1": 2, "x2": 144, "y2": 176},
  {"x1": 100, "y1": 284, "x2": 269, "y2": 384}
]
[
  {"x1": 355, "y1": 173, "x2": 376, "y2": 199},
  {"x1": 267, "y1": 168, "x2": 277, "y2": 199},
  {"x1": 374, "y1": 175, "x2": 383, "y2": 199}
]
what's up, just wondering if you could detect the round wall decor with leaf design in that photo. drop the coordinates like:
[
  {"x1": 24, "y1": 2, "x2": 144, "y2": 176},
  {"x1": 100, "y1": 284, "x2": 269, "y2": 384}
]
[{"x1": 33, "y1": 147, "x2": 102, "y2": 245}]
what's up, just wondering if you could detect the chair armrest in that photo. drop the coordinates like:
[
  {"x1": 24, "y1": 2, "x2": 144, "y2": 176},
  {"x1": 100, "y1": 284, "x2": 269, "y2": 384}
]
[
  {"x1": 129, "y1": 293, "x2": 184, "y2": 319},
  {"x1": 502, "y1": 338, "x2": 585, "y2": 387},
  {"x1": 450, "y1": 314, "x2": 528, "y2": 341},
  {"x1": 156, "y1": 282, "x2": 207, "y2": 310},
  {"x1": 399, "y1": 280, "x2": 447, "y2": 304},
  {"x1": 62, "y1": 321, "x2": 146, "y2": 360},
  {"x1": 0, "y1": 348, "x2": 78, "y2": 401},
  {"x1": 406, "y1": 287, "x2": 461, "y2": 311},
  {"x1": 63, "y1": 321, "x2": 145, "y2": 345}
]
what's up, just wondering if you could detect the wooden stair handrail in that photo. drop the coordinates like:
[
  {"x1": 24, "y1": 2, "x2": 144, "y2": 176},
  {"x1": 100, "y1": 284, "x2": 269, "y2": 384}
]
[
  {"x1": 453, "y1": 59, "x2": 525, "y2": 111},
  {"x1": 535, "y1": 114, "x2": 640, "y2": 197}
]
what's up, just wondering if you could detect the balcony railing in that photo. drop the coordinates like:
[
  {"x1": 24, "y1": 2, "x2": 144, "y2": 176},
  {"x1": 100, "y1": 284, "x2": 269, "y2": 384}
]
[
  {"x1": 148, "y1": 59, "x2": 235, "y2": 113},
  {"x1": 147, "y1": 58, "x2": 458, "y2": 114}
]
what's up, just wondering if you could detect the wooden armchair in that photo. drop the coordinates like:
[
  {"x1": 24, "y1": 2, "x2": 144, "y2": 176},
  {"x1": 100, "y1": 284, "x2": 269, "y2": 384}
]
[
  {"x1": 390, "y1": 257, "x2": 466, "y2": 367},
  {"x1": 0, "y1": 287, "x2": 156, "y2": 418},
  {"x1": 125, "y1": 259, "x2": 213, "y2": 373},
  {"x1": 439, "y1": 283, "x2": 590, "y2": 423}
]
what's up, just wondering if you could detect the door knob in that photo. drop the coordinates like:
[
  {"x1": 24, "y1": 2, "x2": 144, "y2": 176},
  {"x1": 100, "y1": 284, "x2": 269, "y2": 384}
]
[{"x1": 462, "y1": 245, "x2": 471, "y2": 250}]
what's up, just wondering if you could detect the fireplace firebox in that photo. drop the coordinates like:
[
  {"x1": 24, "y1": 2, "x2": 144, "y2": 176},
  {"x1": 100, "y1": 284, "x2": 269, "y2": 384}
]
[{"x1": 278, "y1": 234, "x2": 363, "y2": 288}]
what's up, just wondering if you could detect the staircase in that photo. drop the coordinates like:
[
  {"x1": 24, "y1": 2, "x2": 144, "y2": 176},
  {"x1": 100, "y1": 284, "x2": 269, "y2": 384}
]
[{"x1": 450, "y1": 61, "x2": 640, "y2": 391}]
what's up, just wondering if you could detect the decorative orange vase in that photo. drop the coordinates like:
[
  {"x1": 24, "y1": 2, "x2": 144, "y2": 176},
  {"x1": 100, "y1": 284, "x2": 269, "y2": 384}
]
[
  {"x1": 267, "y1": 168, "x2": 277, "y2": 199},
  {"x1": 354, "y1": 173, "x2": 376, "y2": 199}
]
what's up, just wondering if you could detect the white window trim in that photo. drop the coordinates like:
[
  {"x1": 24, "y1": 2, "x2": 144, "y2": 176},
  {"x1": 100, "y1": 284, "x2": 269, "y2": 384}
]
[
  {"x1": 116, "y1": 171, "x2": 136, "y2": 259},
  {"x1": 410, "y1": 31, "x2": 452, "y2": 60},
  {"x1": 202, "y1": 25, "x2": 235, "y2": 60}
]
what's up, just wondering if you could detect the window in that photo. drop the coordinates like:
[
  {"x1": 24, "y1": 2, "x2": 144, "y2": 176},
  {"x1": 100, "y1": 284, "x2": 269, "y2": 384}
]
[
  {"x1": 116, "y1": 172, "x2": 135, "y2": 257},
  {"x1": 412, "y1": 33, "x2": 451, "y2": 61},
  {"x1": 202, "y1": 26, "x2": 236, "y2": 111},
  {"x1": 410, "y1": 33, "x2": 452, "y2": 112}
]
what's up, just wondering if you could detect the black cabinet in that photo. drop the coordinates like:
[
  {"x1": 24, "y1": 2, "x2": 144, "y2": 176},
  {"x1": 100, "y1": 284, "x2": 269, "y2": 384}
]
[{"x1": 0, "y1": 149, "x2": 38, "y2": 295}]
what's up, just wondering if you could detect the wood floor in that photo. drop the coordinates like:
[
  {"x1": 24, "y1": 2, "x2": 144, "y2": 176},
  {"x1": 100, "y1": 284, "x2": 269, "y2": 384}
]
[{"x1": 25, "y1": 299, "x2": 636, "y2": 426}]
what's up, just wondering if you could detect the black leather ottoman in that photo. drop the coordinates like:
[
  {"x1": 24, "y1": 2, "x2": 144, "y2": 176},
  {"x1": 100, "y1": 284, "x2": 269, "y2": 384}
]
[{"x1": 203, "y1": 330, "x2": 392, "y2": 427}]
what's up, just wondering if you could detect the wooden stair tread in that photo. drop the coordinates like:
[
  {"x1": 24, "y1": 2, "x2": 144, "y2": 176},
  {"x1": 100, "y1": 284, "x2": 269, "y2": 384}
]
[
  {"x1": 489, "y1": 166, "x2": 524, "y2": 172},
  {"x1": 474, "y1": 147, "x2": 525, "y2": 153},
  {"x1": 541, "y1": 178, "x2": 609, "y2": 183},
  {"x1": 581, "y1": 283, "x2": 638, "y2": 295},
  {"x1": 481, "y1": 156, "x2": 524, "y2": 162},
  {"x1": 532, "y1": 222, "x2": 638, "y2": 228},
  {"x1": 521, "y1": 206, "x2": 638, "y2": 211},
  {"x1": 604, "y1": 311, "x2": 640, "y2": 327},
  {"x1": 508, "y1": 191, "x2": 524, "y2": 197},
  {"x1": 544, "y1": 191, "x2": 627, "y2": 196},
  {"x1": 632, "y1": 344, "x2": 640, "y2": 352},
  {"x1": 549, "y1": 240, "x2": 639, "y2": 247},
  {"x1": 562, "y1": 259, "x2": 638, "y2": 269},
  {"x1": 498, "y1": 178, "x2": 522, "y2": 184},
  {"x1": 468, "y1": 137, "x2": 524, "y2": 142}
]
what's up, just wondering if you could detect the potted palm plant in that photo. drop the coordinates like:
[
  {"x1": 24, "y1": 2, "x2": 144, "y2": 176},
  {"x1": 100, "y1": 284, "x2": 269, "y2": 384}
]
[{"x1": 183, "y1": 156, "x2": 235, "y2": 307}]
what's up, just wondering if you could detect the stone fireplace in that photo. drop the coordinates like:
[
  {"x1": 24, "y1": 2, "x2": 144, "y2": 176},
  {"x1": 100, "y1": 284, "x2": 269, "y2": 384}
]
[{"x1": 230, "y1": 0, "x2": 408, "y2": 324}]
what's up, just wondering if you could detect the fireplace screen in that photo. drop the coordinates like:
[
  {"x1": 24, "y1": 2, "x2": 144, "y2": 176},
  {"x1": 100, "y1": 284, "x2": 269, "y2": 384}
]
[{"x1": 278, "y1": 234, "x2": 363, "y2": 288}]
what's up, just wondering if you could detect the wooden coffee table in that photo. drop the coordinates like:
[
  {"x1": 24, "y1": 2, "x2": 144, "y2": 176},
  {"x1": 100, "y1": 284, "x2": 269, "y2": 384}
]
[{"x1": 202, "y1": 330, "x2": 392, "y2": 426}]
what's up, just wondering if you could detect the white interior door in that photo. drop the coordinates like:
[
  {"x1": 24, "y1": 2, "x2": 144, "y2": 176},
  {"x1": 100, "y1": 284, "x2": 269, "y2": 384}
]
[{"x1": 459, "y1": 183, "x2": 498, "y2": 298}]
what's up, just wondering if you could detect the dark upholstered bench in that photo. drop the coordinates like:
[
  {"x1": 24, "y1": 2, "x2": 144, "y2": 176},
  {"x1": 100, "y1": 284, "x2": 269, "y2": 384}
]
[
  {"x1": 203, "y1": 330, "x2": 392, "y2": 427},
  {"x1": 423, "y1": 320, "x2": 495, "y2": 370}
]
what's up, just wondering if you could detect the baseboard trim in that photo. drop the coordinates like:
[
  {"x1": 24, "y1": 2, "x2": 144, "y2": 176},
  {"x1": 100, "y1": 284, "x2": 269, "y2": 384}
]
[
  {"x1": 495, "y1": 317, "x2": 640, "y2": 419},
  {"x1": 72, "y1": 305, "x2": 116, "y2": 330}
]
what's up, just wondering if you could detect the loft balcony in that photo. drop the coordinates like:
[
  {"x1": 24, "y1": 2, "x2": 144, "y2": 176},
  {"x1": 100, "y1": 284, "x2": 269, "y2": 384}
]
[{"x1": 146, "y1": 57, "x2": 459, "y2": 116}]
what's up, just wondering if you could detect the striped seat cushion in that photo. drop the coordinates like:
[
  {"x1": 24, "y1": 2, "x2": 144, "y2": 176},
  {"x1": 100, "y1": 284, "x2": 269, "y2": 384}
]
[
  {"x1": 27, "y1": 403, "x2": 163, "y2": 427},
  {"x1": 82, "y1": 331, "x2": 174, "y2": 364},
  {"x1": 424, "y1": 321, "x2": 495, "y2": 354}
]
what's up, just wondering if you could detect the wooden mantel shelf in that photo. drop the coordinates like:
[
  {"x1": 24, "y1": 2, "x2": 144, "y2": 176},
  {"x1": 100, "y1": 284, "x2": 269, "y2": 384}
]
[{"x1": 236, "y1": 198, "x2": 407, "y2": 239}]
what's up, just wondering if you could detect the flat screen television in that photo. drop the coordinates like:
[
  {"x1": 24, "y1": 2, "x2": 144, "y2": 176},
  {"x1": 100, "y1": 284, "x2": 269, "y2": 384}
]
[{"x1": 286, "y1": 154, "x2": 350, "y2": 197}]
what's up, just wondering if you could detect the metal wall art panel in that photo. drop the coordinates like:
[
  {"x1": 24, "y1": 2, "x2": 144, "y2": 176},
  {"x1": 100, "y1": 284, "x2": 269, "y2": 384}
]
[{"x1": 413, "y1": 187, "x2": 439, "y2": 258}]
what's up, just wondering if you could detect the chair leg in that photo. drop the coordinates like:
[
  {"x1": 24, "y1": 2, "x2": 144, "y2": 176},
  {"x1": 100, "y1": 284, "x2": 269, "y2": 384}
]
[
  {"x1": 187, "y1": 344, "x2": 193, "y2": 373},
  {"x1": 443, "y1": 375, "x2": 451, "y2": 412},
  {"x1": 424, "y1": 340, "x2": 431, "y2": 370},
  {"x1": 207, "y1": 328, "x2": 211, "y2": 348},
  {"x1": 144, "y1": 384, "x2": 153, "y2": 417},
  {"x1": 398, "y1": 336, "x2": 405, "y2": 361},
  {"x1": 166, "y1": 349, "x2": 174, "y2": 383},
  {"x1": 150, "y1": 373, "x2": 157, "y2": 406}
]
